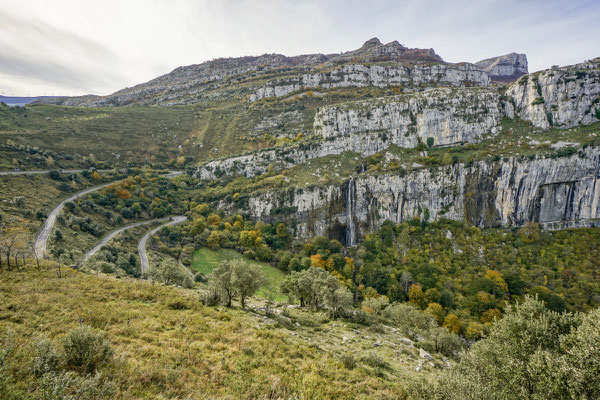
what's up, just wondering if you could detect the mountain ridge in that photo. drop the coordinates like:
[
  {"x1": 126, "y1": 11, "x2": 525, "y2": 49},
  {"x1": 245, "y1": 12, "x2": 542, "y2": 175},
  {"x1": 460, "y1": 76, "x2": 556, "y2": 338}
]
[{"x1": 33, "y1": 38, "x2": 490, "y2": 107}]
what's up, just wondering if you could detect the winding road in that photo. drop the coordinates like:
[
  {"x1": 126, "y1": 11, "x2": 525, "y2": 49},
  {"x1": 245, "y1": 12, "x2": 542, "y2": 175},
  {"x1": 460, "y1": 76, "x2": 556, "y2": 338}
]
[
  {"x1": 33, "y1": 170, "x2": 184, "y2": 259},
  {"x1": 138, "y1": 216, "x2": 187, "y2": 274},
  {"x1": 82, "y1": 217, "x2": 173, "y2": 262}
]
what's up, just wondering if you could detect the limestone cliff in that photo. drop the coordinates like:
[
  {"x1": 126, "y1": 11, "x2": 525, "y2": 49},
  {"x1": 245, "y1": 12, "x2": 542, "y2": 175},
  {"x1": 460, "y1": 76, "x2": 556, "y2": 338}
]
[
  {"x1": 241, "y1": 147, "x2": 600, "y2": 243},
  {"x1": 249, "y1": 63, "x2": 489, "y2": 101},
  {"x1": 475, "y1": 53, "x2": 528, "y2": 82},
  {"x1": 196, "y1": 60, "x2": 600, "y2": 180},
  {"x1": 314, "y1": 87, "x2": 503, "y2": 147},
  {"x1": 197, "y1": 87, "x2": 504, "y2": 179},
  {"x1": 505, "y1": 58, "x2": 600, "y2": 129}
]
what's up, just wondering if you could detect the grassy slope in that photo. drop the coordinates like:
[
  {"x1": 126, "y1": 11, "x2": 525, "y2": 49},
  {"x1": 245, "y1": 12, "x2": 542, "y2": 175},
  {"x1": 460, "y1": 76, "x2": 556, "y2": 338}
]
[
  {"x1": 192, "y1": 248, "x2": 286, "y2": 301},
  {"x1": 0, "y1": 266, "x2": 446, "y2": 399},
  {"x1": 0, "y1": 86, "x2": 401, "y2": 171},
  {"x1": 0, "y1": 172, "x2": 120, "y2": 245}
]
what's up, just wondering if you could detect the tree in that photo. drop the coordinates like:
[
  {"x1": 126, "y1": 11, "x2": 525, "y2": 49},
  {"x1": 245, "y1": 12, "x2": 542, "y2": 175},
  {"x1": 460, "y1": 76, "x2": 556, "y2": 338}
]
[
  {"x1": 442, "y1": 313, "x2": 462, "y2": 334},
  {"x1": 206, "y1": 231, "x2": 221, "y2": 250},
  {"x1": 326, "y1": 287, "x2": 354, "y2": 317},
  {"x1": 231, "y1": 260, "x2": 267, "y2": 309},
  {"x1": 425, "y1": 302, "x2": 445, "y2": 324},
  {"x1": 280, "y1": 271, "x2": 306, "y2": 306},
  {"x1": 147, "y1": 259, "x2": 190, "y2": 286},
  {"x1": 383, "y1": 302, "x2": 436, "y2": 340},
  {"x1": 280, "y1": 267, "x2": 347, "y2": 312},
  {"x1": 408, "y1": 284, "x2": 425, "y2": 308},
  {"x1": 211, "y1": 260, "x2": 235, "y2": 307},
  {"x1": 0, "y1": 225, "x2": 26, "y2": 271},
  {"x1": 412, "y1": 296, "x2": 600, "y2": 400},
  {"x1": 480, "y1": 308, "x2": 502, "y2": 324}
]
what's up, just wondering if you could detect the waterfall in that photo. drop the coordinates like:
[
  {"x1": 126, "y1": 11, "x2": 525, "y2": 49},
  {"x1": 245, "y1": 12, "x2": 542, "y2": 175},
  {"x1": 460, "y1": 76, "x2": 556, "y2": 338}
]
[{"x1": 346, "y1": 177, "x2": 356, "y2": 246}]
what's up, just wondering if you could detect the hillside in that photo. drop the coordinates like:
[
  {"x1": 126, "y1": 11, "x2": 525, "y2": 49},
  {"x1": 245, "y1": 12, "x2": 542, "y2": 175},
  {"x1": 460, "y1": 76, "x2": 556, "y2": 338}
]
[
  {"x1": 0, "y1": 266, "x2": 445, "y2": 399},
  {"x1": 1, "y1": 37, "x2": 600, "y2": 399}
]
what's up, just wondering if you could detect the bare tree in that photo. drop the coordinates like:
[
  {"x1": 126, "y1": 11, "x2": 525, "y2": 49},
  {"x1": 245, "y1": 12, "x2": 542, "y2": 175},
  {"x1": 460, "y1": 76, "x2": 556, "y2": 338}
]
[
  {"x1": 0, "y1": 226, "x2": 23, "y2": 271},
  {"x1": 31, "y1": 242, "x2": 41, "y2": 271}
]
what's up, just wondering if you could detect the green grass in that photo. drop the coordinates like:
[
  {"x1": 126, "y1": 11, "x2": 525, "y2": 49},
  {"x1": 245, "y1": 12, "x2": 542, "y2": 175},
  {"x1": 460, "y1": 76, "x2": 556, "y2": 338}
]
[
  {"x1": 191, "y1": 247, "x2": 286, "y2": 301},
  {"x1": 0, "y1": 265, "x2": 421, "y2": 399}
]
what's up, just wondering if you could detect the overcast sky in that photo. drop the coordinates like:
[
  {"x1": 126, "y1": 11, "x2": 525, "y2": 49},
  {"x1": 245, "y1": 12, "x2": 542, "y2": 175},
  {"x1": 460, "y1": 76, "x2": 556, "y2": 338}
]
[{"x1": 1, "y1": 0, "x2": 599, "y2": 96}]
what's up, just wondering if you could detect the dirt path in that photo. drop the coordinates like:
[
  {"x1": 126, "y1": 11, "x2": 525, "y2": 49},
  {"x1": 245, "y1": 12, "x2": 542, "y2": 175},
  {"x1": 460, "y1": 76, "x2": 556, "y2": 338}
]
[
  {"x1": 138, "y1": 216, "x2": 187, "y2": 274},
  {"x1": 34, "y1": 171, "x2": 184, "y2": 259},
  {"x1": 82, "y1": 217, "x2": 173, "y2": 263}
]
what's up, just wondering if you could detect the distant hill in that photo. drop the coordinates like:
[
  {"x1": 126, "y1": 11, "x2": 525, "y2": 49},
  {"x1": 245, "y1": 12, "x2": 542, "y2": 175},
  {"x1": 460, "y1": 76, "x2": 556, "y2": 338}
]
[{"x1": 0, "y1": 95, "x2": 61, "y2": 107}]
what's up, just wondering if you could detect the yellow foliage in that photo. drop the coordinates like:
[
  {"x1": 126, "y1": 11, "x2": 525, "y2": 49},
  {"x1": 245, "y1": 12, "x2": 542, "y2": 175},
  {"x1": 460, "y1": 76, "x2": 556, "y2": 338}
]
[
  {"x1": 465, "y1": 322, "x2": 486, "y2": 340},
  {"x1": 425, "y1": 302, "x2": 445, "y2": 324},
  {"x1": 408, "y1": 284, "x2": 425, "y2": 308},
  {"x1": 480, "y1": 308, "x2": 502, "y2": 324},
  {"x1": 443, "y1": 313, "x2": 462, "y2": 334},
  {"x1": 484, "y1": 270, "x2": 508, "y2": 292}
]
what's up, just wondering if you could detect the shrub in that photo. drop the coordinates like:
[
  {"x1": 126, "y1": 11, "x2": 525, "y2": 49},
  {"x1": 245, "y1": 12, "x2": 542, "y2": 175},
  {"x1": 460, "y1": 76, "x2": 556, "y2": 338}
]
[
  {"x1": 33, "y1": 338, "x2": 61, "y2": 377},
  {"x1": 167, "y1": 300, "x2": 191, "y2": 310},
  {"x1": 198, "y1": 288, "x2": 220, "y2": 306},
  {"x1": 38, "y1": 371, "x2": 115, "y2": 400},
  {"x1": 532, "y1": 97, "x2": 545, "y2": 105},
  {"x1": 341, "y1": 354, "x2": 356, "y2": 370},
  {"x1": 62, "y1": 326, "x2": 112, "y2": 374},
  {"x1": 13, "y1": 196, "x2": 26, "y2": 207},
  {"x1": 410, "y1": 296, "x2": 600, "y2": 399},
  {"x1": 383, "y1": 302, "x2": 436, "y2": 340},
  {"x1": 362, "y1": 352, "x2": 389, "y2": 369},
  {"x1": 424, "y1": 327, "x2": 464, "y2": 356}
]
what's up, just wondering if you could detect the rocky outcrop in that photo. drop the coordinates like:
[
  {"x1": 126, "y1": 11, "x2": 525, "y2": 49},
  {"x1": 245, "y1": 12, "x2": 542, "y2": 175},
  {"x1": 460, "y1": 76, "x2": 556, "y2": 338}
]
[
  {"x1": 36, "y1": 37, "x2": 454, "y2": 107},
  {"x1": 326, "y1": 38, "x2": 443, "y2": 64},
  {"x1": 241, "y1": 147, "x2": 600, "y2": 242},
  {"x1": 197, "y1": 88, "x2": 504, "y2": 179},
  {"x1": 475, "y1": 53, "x2": 528, "y2": 82},
  {"x1": 196, "y1": 59, "x2": 600, "y2": 180},
  {"x1": 250, "y1": 63, "x2": 490, "y2": 101},
  {"x1": 505, "y1": 58, "x2": 600, "y2": 128},
  {"x1": 314, "y1": 87, "x2": 503, "y2": 147}
]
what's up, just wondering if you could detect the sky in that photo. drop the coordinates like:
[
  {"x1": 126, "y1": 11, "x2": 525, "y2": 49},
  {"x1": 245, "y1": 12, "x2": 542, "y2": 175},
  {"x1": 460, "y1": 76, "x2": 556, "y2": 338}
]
[{"x1": 1, "y1": 0, "x2": 599, "y2": 97}]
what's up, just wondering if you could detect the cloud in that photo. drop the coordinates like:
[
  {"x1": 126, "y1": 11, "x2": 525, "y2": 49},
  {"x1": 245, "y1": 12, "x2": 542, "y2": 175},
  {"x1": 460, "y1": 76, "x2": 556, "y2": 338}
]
[{"x1": 0, "y1": 6, "x2": 128, "y2": 95}]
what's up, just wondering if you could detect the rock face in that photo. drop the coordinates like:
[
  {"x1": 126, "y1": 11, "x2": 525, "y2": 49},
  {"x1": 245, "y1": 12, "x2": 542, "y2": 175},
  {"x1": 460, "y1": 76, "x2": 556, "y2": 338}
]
[
  {"x1": 314, "y1": 87, "x2": 503, "y2": 147},
  {"x1": 197, "y1": 87, "x2": 503, "y2": 180},
  {"x1": 475, "y1": 53, "x2": 528, "y2": 82},
  {"x1": 241, "y1": 148, "x2": 600, "y2": 242},
  {"x1": 37, "y1": 38, "x2": 459, "y2": 107},
  {"x1": 506, "y1": 58, "x2": 600, "y2": 128},
  {"x1": 249, "y1": 63, "x2": 489, "y2": 101},
  {"x1": 196, "y1": 60, "x2": 600, "y2": 180}
]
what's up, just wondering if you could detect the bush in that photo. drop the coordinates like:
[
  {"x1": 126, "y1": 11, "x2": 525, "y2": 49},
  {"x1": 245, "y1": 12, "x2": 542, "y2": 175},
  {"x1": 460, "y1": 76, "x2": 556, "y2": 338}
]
[
  {"x1": 13, "y1": 196, "x2": 26, "y2": 207},
  {"x1": 38, "y1": 371, "x2": 115, "y2": 400},
  {"x1": 341, "y1": 354, "x2": 356, "y2": 370},
  {"x1": 62, "y1": 326, "x2": 112, "y2": 374},
  {"x1": 33, "y1": 338, "x2": 61, "y2": 377},
  {"x1": 383, "y1": 302, "x2": 436, "y2": 340},
  {"x1": 167, "y1": 300, "x2": 191, "y2": 310},
  {"x1": 411, "y1": 296, "x2": 600, "y2": 399},
  {"x1": 362, "y1": 352, "x2": 389, "y2": 369},
  {"x1": 198, "y1": 288, "x2": 219, "y2": 306}
]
